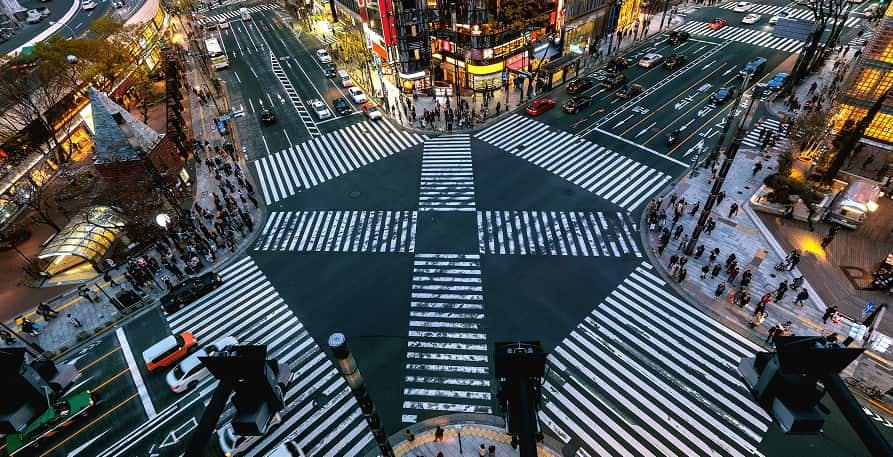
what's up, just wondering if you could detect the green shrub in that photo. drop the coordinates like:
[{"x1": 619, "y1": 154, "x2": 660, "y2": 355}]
[{"x1": 763, "y1": 173, "x2": 822, "y2": 206}]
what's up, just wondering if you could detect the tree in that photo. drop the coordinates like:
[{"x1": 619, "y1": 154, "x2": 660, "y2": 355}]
[
  {"x1": 16, "y1": 178, "x2": 63, "y2": 233},
  {"x1": 784, "y1": 0, "x2": 849, "y2": 94},
  {"x1": 822, "y1": 87, "x2": 892, "y2": 184}
]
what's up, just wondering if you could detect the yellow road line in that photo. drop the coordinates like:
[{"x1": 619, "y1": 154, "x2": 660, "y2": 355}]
[
  {"x1": 79, "y1": 347, "x2": 122, "y2": 373},
  {"x1": 93, "y1": 368, "x2": 130, "y2": 393}
]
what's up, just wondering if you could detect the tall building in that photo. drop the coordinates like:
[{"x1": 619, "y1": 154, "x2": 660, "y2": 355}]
[{"x1": 833, "y1": 5, "x2": 893, "y2": 146}]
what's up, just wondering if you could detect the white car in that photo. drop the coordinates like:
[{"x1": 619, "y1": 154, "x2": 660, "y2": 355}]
[
  {"x1": 769, "y1": 11, "x2": 788, "y2": 24},
  {"x1": 347, "y1": 87, "x2": 367, "y2": 104},
  {"x1": 218, "y1": 19, "x2": 229, "y2": 29},
  {"x1": 81, "y1": 0, "x2": 97, "y2": 10},
  {"x1": 638, "y1": 53, "x2": 664, "y2": 68},
  {"x1": 316, "y1": 49, "x2": 332, "y2": 63},
  {"x1": 165, "y1": 336, "x2": 237, "y2": 393},
  {"x1": 218, "y1": 415, "x2": 283, "y2": 457},
  {"x1": 26, "y1": 9, "x2": 42, "y2": 23},
  {"x1": 742, "y1": 13, "x2": 761, "y2": 24},
  {"x1": 310, "y1": 99, "x2": 331, "y2": 120},
  {"x1": 732, "y1": 1, "x2": 753, "y2": 12}
]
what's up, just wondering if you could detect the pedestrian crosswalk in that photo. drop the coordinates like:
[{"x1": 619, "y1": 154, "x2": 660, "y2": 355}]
[
  {"x1": 476, "y1": 210, "x2": 641, "y2": 257},
  {"x1": 402, "y1": 253, "x2": 493, "y2": 424},
  {"x1": 165, "y1": 257, "x2": 374, "y2": 457},
  {"x1": 674, "y1": 21, "x2": 805, "y2": 52},
  {"x1": 197, "y1": 4, "x2": 277, "y2": 25},
  {"x1": 539, "y1": 262, "x2": 772, "y2": 457},
  {"x1": 419, "y1": 135, "x2": 475, "y2": 212},
  {"x1": 716, "y1": 2, "x2": 863, "y2": 28},
  {"x1": 849, "y1": 31, "x2": 873, "y2": 48},
  {"x1": 253, "y1": 210, "x2": 418, "y2": 253},
  {"x1": 251, "y1": 121, "x2": 427, "y2": 205},
  {"x1": 475, "y1": 115, "x2": 670, "y2": 212},
  {"x1": 741, "y1": 117, "x2": 788, "y2": 150}
]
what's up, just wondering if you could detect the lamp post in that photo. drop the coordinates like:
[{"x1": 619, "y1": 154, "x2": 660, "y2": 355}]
[
  {"x1": 327, "y1": 333, "x2": 395, "y2": 457},
  {"x1": 456, "y1": 424, "x2": 463, "y2": 454},
  {"x1": 684, "y1": 74, "x2": 757, "y2": 256}
]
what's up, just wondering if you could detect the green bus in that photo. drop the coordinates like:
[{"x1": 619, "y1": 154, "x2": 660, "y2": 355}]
[{"x1": 5, "y1": 390, "x2": 95, "y2": 455}]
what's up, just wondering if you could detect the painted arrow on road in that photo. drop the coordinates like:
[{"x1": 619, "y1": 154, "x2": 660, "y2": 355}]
[
  {"x1": 680, "y1": 118, "x2": 696, "y2": 130},
  {"x1": 684, "y1": 139, "x2": 706, "y2": 157},
  {"x1": 636, "y1": 122, "x2": 656, "y2": 138},
  {"x1": 723, "y1": 67, "x2": 736, "y2": 76},
  {"x1": 614, "y1": 114, "x2": 634, "y2": 128},
  {"x1": 702, "y1": 60, "x2": 717, "y2": 70}
]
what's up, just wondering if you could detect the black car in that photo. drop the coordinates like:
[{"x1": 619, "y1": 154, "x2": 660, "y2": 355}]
[
  {"x1": 323, "y1": 63, "x2": 337, "y2": 78},
  {"x1": 600, "y1": 73, "x2": 627, "y2": 89},
  {"x1": 160, "y1": 272, "x2": 223, "y2": 314},
  {"x1": 711, "y1": 86, "x2": 737, "y2": 104},
  {"x1": 605, "y1": 57, "x2": 630, "y2": 73},
  {"x1": 333, "y1": 97, "x2": 352, "y2": 115},
  {"x1": 615, "y1": 83, "x2": 643, "y2": 99},
  {"x1": 663, "y1": 54, "x2": 686, "y2": 70},
  {"x1": 667, "y1": 30, "x2": 690, "y2": 45},
  {"x1": 260, "y1": 109, "x2": 276, "y2": 125},
  {"x1": 566, "y1": 77, "x2": 594, "y2": 95},
  {"x1": 562, "y1": 96, "x2": 592, "y2": 113}
]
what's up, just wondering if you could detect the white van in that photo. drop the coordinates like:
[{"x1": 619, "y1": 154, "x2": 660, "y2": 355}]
[
  {"x1": 336, "y1": 69, "x2": 353, "y2": 88},
  {"x1": 826, "y1": 179, "x2": 881, "y2": 228}
]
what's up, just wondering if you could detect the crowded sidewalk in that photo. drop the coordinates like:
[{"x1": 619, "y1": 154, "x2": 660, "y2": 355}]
[{"x1": 2, "y1": 22, "x2": 263, "y2": 358}]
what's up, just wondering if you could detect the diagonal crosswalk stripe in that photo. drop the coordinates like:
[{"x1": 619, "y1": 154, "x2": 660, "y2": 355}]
[
  {"x1": 402, "y1": 253, "x2": 493, "y2": 424},
  {"x1": 476, "y1": 115, "x2": 669, "y2": 211},
  {"x1": 675, "y1": 21, "x2": 805, "y2": 52},
  {"x1": 715, "y1": 1, "x2": 863, "y2": 27},
  {"x1": 476, "y1": 210, "x2": 641, "y2": 257},
  {"x1": 163, "y1": 257, "x2": 374, "y2": 457},
  {"x1": 251, "y1": 121, "x2": 427, "y2": 205},
  {"x1": 540, "y1": 262, "x2": 772, "y2": 457},
  {"x1": 253, "y1": 210, "x2": 418, "y2": 253},
  {"x1": 419, "y1": 134, "x2": 476, "y2": 212}
]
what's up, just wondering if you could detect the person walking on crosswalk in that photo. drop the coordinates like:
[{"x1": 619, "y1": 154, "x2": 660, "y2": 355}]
[
  {"x1": 775, "y1": 280, "x2": 789, "y2": 301},
  {"x1": 794, "y1": 289, "x2": 809, "y2": 307}
]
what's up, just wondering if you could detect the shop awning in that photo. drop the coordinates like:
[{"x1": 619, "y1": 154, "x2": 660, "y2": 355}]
[{"x1": 37, "y1": 206, "x2": 125, "y2": 275}]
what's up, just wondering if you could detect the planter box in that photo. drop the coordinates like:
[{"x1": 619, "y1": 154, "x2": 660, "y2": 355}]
[{"x1": 749, "y1": 184, "x2": 832, "y2": 224}]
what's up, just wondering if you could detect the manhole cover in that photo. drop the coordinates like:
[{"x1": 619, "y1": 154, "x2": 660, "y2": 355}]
[{"x1": 349, "y1": 191, "x2": 361, "y2": 198}]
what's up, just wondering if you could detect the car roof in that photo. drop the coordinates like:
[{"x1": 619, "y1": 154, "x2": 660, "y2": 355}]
[{"x1": 177, "y1": 349, "x2": 208, "y2": 374}]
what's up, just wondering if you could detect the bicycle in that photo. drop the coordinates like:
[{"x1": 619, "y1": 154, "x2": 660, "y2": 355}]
[{"x1": 845, "y1": 376, "x2": 883, "y2": 398}]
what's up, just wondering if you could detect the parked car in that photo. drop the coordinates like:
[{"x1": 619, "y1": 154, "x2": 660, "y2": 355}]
[
  {"x1": 260, "y1": 109, "x2": 276, "y2": 125},
  {"x1": 711, "y1": 86, "x2": 737, "y2": 104},
  {"x1": 599, "y1": 73, "x2": 627, "y2": 89},
  {"x1": 333, "y1": 97, "x2": 352, "y2": 115},
  {"x1": 166, "y1": 336, "x2": 237, "y2": 393},
  {"x1": 615, "y1": 83, "x2": 643, "y2": 99},
  {"x1": 81, "y1": 0, "x2": 97, "y2": 10},
  {"x1": 666, "y1": 30, "x2": 689, "y2": 45},
  {"x1": 605, "y1": 57, "x2": 630, "y2": 73},
  {"x1": 638, "y1": 53, "x2": 664, "y2": 68},
  {"x1": 663, "y1": 54, "x2": 686, "y2": 70},
  {"x1": 347, "y1": 87, "x2": 367, "y2": 103},
  {"x1": 310, "y1": 99, "x2": 331, "y2": 120},
  {"x1": 765, "y1": 72, "x2": 789, "y2": 91},
  {"x1": 740, "y1": 56, "x2": 767, "y2": 77},
  {"x1": 160, "y1": 271, "x2": 223, "y2": 314},
  {"x1": 525, "y1": 98, "x2": 556, "y2": 116},
  {"x1": 732, "y1": 1, "x2": 753, "y2": 12},
  {"x1": 562, "y1": 96, "x2": 591, "y2": 113},
  {"x1": 566, "y1": 77, "x2": 594, "y2": 95},
  {"x1": 361, "y1": 102, "x2": 382, "y2": 120},
  {"x1": 316, "y1": 49, "x2": 332, "y2": 63},
  {"x1": 708, "y1": 18, "x2": 727, "y2": 29},
  {"x1": 742, "y1": 13, "x2": 761, "y2": 24}
]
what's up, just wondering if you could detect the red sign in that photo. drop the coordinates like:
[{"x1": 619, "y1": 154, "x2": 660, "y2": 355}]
[{"x1": 379, "y1": 0, "x2": 397, "y2": 46}]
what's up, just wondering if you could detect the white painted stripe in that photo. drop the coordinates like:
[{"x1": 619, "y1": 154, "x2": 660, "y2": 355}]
[{"x1": 116, "y1": 328, "x2": 156, "y2": 419}]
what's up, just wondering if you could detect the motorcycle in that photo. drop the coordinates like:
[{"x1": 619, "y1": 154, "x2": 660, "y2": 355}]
[{"x1": 666, "y1": 130, "x2": 681, "y2": 146}]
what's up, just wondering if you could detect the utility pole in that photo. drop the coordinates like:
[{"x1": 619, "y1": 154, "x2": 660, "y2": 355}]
[
  {"x1": 328, "y1": 333, "x2": 395, "y2": 457},
  {"x1": 684, "y1": 74, "x2": 756, "y2": 256}
]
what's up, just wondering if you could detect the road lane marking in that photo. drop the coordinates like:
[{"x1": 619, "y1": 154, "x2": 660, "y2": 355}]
[
  {"x1": 40, "y1": 392, "x2": 138, "y2": 457},
  {"x1": 77, "y1": 347, "x2": 121, "y2": 372},
  {"x1": 115, "y1": 328, "x2": 156, "y2": 419},
  {"x1": 590, "y1": 127, "x2": 688, "y2": 167},
  {"x1": 65, "y1": 430, "x2": 108, "y2": 457},
  {"x1": 93, "y1": 368, "x2": 130, "y2": 392}
]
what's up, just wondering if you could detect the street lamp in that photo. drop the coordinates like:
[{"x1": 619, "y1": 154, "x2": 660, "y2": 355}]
[{"x1": 456, "y1": 424, "x2": 463, "y2": 454}]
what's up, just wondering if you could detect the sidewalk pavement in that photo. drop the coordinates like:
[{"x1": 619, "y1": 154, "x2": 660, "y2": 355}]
[
  {"x1": 367, "y1": 414, "x2": 562, "y2": 457},
  {"x1": 0, "y1": 21, "x2": 264, "y2": 359}
]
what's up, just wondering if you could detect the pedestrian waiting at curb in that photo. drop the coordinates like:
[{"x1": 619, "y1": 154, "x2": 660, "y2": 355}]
[
  {"x1": 715, "y1": 281, "x2": 726, "y2": 297},
  {"x1": 822, "y1": 305, "x2": 839, "y2": 323},
  {"x1": 37, "y1": 302, "x2": 58, "y2": 320}
]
